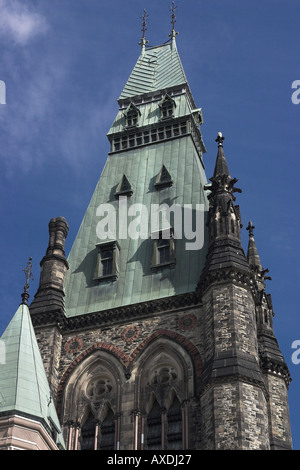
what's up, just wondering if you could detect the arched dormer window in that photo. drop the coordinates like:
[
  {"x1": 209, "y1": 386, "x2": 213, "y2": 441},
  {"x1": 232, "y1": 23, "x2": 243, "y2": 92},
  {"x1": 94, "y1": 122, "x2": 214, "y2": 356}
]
[
  {"x1": 124, "y1": 102, "x2": 140, "y2": 128},
  {"x1": 159, "y1": 94, "x2": 176, "y2": 120}
]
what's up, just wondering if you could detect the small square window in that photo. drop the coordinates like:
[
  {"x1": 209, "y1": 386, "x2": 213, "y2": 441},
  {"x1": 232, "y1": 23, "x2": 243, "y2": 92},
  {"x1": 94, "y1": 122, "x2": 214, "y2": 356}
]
[
  {"x1": 157, "y1": 238, "x2": 171, "y2": 264},
  {"x1": 151, "y1": 130, "x2": 157, "y2": 142},
  {"x1": 101, "y1": 248, "x2": 113, "y2": 276},
  {"x1": 127, "y1": 111, "x2": 138, "y2": 127},
  {"x1": 161, "y1": 101, "x2": 173, "y2": 119},
  {"x1": 94, "y1": 241, "x2": 120, "y2": 281}
]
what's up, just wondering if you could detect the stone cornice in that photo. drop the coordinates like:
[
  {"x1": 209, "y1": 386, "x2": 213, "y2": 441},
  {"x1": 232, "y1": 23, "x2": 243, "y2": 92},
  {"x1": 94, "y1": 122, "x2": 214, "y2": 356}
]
[{"x1": 30, "y1": 290, "x2": 202, "y2": 333}]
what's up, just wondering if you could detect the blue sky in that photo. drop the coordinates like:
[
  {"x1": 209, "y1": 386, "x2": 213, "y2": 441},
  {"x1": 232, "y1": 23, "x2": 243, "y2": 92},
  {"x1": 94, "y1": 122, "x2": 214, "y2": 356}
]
[{"x1": 0, "y1": 0, "x2": 299, "y2": 449}]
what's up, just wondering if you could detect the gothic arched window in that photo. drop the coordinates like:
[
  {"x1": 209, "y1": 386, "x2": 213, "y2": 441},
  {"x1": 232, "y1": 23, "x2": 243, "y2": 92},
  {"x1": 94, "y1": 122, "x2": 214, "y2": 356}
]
[
  {"x1": 124, "y1": 102, "x2": 140, "y2": 128},
  {"x1": 167, "y1": 396, "x2": 182, "y2": 450},
  {"x1": 147, "y1": 399, "x2": 162, "y2": 450},
  {"x1": 61, "y1": 351, "x2": 122, "y2": 451},
  {"x1": 159, "y1": 94, "x2": 175, "y2": 120},
  {"x1": 98, "y1": 408, "x2": 115, "y2": 450},
  {"x1": 134, "y1": 338, "x2": 197, "y2": 450},
  {"x1": 81, "y1": 412, "x2": 96, "y2": 450}
]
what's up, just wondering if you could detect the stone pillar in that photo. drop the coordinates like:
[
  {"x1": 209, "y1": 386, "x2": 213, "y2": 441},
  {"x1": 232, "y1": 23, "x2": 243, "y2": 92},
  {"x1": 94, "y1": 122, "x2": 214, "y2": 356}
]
[
  {"x1": 30, "y1": 217, "x2": 69, "y2": 398},
  {"x1": 200, "y1": 283, "x2": 270, "y2": 450},
  {"x1": 31, "y1": 217, "x2": 69, "y2": 312}
]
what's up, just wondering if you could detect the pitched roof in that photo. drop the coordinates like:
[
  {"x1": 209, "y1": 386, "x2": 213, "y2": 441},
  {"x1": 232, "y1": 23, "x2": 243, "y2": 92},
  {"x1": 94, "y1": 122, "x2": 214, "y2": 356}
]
[
  {"x1": 0, "y1": 302, "x2": 65, "y2": 448},
  {"x1": 64, "y1": 138, "x2": 209, "y2": 317},
  {"x1": 119, "y1": 41, "x2": 188, "y2": 100},
  {"x1": 64, "y1": 37, "x2": 209, "y2": 318}
]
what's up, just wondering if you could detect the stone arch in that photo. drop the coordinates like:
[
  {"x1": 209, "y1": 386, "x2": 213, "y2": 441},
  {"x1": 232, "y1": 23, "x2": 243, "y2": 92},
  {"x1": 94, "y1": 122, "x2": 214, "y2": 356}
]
[
  {"x1": 57, "y1": 342, "x2": 128, "y2": 416},
  {"x1": 131, "y1": 333, "x2": 198, "y2": 414},
  {"x1": 58, "y1": 348, "x2": 125, "y2": 425},
  {"x1": 129, "y1": 333, "x2": 199, "y2": 450},
  {"x1": 127, "y1": 329, "x2": 202, "y2": 393}
]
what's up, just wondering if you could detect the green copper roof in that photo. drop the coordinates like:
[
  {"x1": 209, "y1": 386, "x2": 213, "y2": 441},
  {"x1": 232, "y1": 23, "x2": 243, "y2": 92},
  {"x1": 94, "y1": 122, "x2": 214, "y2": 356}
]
[
  {"x1": 0, "y1": 303, "x2": 65, "y2": 448},
  {"x1": 108, "y1": 93, "x2": 196, "y2": 136},
  {"x1": 119, "y1": 41, "x2": 188, "y2": 100},
  {"x1": 64, "y1": 136, "x2": 209, "y2": 317},
  {"x1": 64, "y1": 38, "x2": 209, "y2": 318}
]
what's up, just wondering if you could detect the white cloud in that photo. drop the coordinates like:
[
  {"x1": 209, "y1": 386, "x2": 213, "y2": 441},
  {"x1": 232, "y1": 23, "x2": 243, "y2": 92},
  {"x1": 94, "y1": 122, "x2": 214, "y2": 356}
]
[{"x1": 0, "y1": 0, "x2": 48, "y2": 45}]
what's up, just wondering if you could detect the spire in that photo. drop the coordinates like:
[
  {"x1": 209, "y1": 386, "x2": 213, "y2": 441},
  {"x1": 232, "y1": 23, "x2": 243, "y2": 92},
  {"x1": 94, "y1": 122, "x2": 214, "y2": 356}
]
[
  {"x1": 139, "y1": 9, "x2": 149, "y2": 56},
  {"x1": 213, "y1": 132, "x2": 230, "y2": 178},
  {"x1": 198, "y1": 133, "x2": 250, "y2": 293},
  {"x1": 0, "y1": 302, "x2": 65, "y2": 448},
  {"x1": 246, "y1": 221, "x2": 271, "y2": 289},
  {"x1": 21, "y1": 257, "x2": 33, "y2": 305},
  {"x1": 169, "y1": 1, "x2": 178, "y2": 46},
  {"x1": 206, "y1": 133, "x2": 241, "y2": 201},
  {"x1": 246, "y1": 221, "x2": 263, "y2": 271}
]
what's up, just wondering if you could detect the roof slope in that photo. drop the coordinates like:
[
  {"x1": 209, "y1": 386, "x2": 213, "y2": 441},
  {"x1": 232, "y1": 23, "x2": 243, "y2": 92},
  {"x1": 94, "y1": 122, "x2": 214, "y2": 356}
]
[
  {"x1": 0, "y1": 303, "x2": 65, "y2": 448},
  {"x1": 64, "y1": 138, "x2": 209, "y2": 317},
  {"x1": 64, "y1": 38, "x2": 208, "y2": 317},
  {"x1": 119, "y1": 42, "x2": 188, "y2": 100}
]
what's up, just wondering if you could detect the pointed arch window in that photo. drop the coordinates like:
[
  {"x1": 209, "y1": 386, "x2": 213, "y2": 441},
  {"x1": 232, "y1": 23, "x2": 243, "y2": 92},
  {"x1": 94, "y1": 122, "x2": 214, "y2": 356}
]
[
  {"x1": 167, "y1": 396, "x2": 182, "y2": 450},
  {"x1": 147, "y1": 399, "x2": 162, "y2": 450},
  {"x1": 159, "y1": 94, "x2": 176, "y2": 120},
  {"x1": 81, "y1": 412, "x2": 96, "y2": 450},
  {"x1": 124, "y1": 102, "x2": 141, "y2": 128},
  {"x1": 80, "y1": 408, "x2": 115, "y2": 451},
  {"x1": 98, "y1": 408, "x2": 115, "y2": 450}
]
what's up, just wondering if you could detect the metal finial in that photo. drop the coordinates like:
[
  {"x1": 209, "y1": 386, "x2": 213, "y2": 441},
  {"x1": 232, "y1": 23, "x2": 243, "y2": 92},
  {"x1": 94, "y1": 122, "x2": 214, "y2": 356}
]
[
  {"x1": 169, "y1": 1, "x2": 178, "y2": 39},
  {"x1": 21, "y1": 257, "x2": 33, "y2": 304},
  {"x1": 246, "y1": 221, "x2": 255, "y2": 237},
  {"x1": 141, "y1": 9, "x2": 148, "y2": 40},
  {"x1": 139, "y1": 9, "x2": 149, "y2": 54},
  {"x1": 215, "y1": 132, "x2": 225, "y2": 147}
]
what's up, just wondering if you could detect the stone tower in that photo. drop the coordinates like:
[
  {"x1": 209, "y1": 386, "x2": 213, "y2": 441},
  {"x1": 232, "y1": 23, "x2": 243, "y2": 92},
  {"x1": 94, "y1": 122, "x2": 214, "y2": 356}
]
[{"x1": 1, "y1": 20, "x2": 292, "y2": 451}]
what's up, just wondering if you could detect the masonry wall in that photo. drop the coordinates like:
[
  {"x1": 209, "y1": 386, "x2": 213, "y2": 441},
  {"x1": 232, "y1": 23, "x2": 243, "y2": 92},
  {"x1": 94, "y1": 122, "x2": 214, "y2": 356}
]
[
  {"x1": 265, "y1": 374, "x2": 293, "y2": 449},
  {"x1": 34, "y1": 303, "x2": 205, "y2": 450},
  {"x1": 33, "y1": 281, "x2": 290, "y2": 450},
  {"x1": 200, "y1": 281, "x2": 271, "y2": 450}
]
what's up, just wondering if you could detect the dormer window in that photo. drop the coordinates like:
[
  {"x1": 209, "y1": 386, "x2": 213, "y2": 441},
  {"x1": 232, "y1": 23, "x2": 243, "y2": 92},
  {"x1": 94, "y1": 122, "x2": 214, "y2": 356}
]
[
  {"x1": 157, "y1": 238, "x2": 171, "y2": 264},
  {"x1": 115, "y1": 174, "x2": 133, "y2": 199},
  {"x1": 124, "y1": 102, "x2": 140, "y2": 128},
  {"x1": 154, "y1": 165, "x2": 173, "y2": 190},
  {"x1": 151, "y1": 229, "x2": 175, "y2": 272},
  {"x1": 94, "y1": 241, "x2": 120, "y2": 282},
  {"x1": 159, "y1": 94, "x2": 176, "y2": 120}
]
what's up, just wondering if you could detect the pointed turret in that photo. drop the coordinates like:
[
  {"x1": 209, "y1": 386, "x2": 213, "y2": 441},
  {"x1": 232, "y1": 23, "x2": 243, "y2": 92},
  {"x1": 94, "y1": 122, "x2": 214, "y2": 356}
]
[
  {"x1": 198, "y1": 133, "x2": 250, "y2": 293},
  {"x1": 246, "y1": 221, "x2": 271, "y2": 292},
  {"x1": 0, "y1": 301, "x2": 65, "y2": 449},
  {"x1": 246, "y1": 221, "x2": 263, "y2": 271},
  {"x1": 246, "y1": 223, "x2": 292, "y2": 448},
  {"x1": 212, "y1": 132, "x2": 230, "y2": 178}
]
